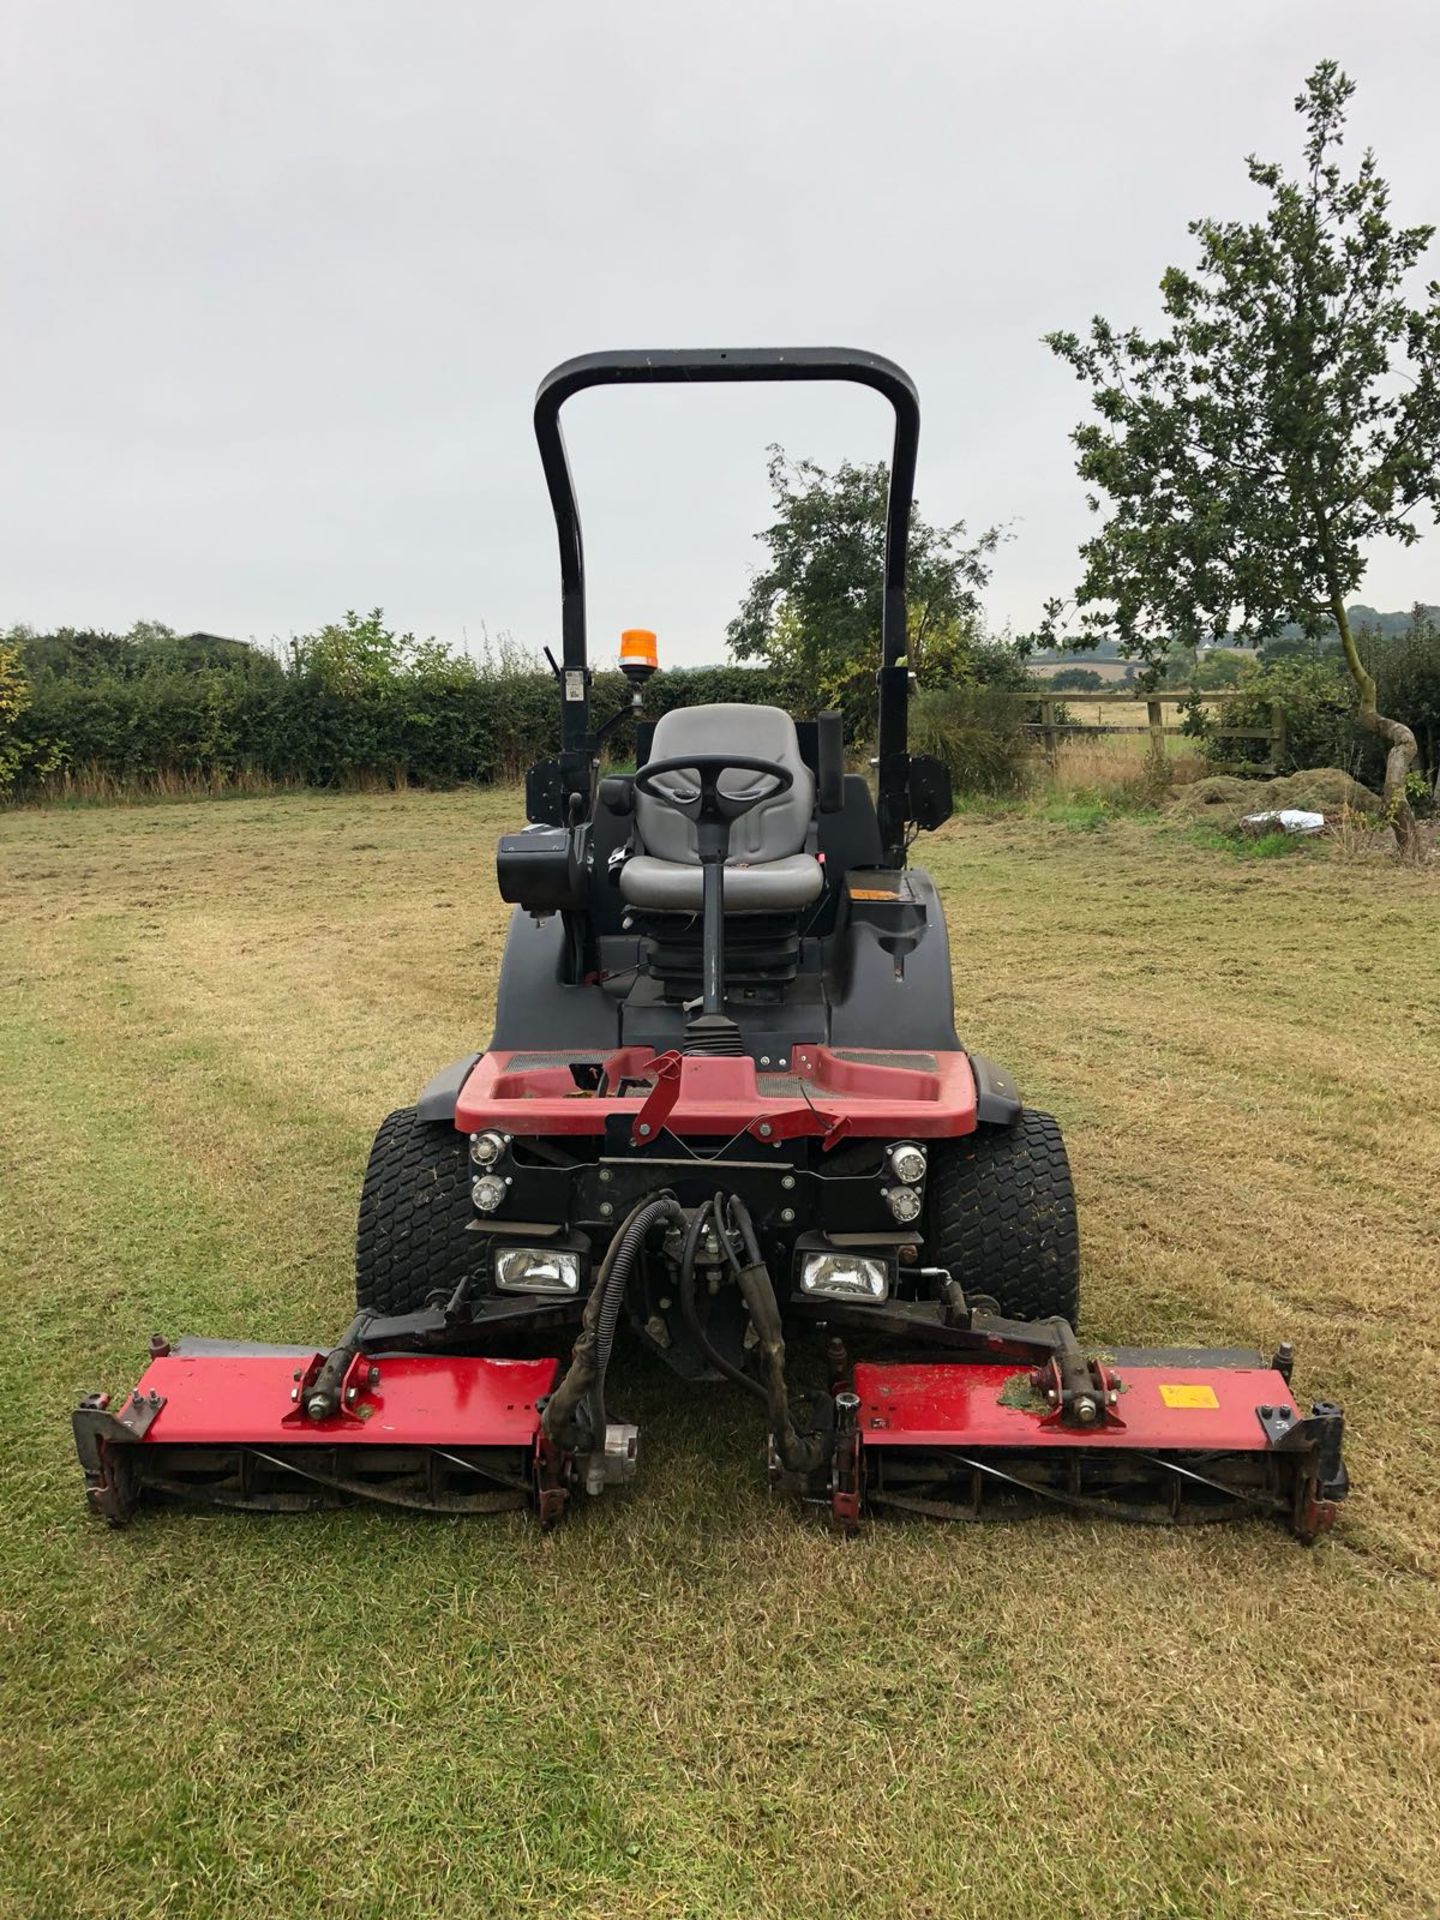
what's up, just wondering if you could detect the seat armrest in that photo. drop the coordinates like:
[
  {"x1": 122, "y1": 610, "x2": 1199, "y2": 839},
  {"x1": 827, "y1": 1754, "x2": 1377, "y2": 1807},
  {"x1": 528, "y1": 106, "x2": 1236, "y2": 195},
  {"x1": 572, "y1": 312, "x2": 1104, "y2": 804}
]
[{"x1": 598, "y1": 774, "x2": 635, "y2": 816}]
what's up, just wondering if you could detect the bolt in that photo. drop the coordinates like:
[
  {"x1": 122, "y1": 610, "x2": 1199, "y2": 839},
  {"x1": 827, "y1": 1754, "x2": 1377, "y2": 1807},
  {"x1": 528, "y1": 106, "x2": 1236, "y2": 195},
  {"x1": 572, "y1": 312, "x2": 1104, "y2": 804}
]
[
  {"x1": 1046, "y1": 1388, "x2": 1058, "y2": 1404},
  {"x1": 345, "y1": 1386, "x2": 358, "y2": 1404},
  {"x1": 1107, "y1": 1389, "x2": 1119, "y2": 1405},
  {"x1": 598, "y1": 1167, "x2": 613, "y2": 1183},
  {"x1": 658, "y1": 1295, "x2": 672, "y2": 1311},
  {"x1": 599, "y1": 1201, "x2": 614, "y2": 1218},
  {"x1": 292, "y1": 1369, "x2": 302, "y2": 1382},
  {"x1": 780, "y1": 1174, "x2": 795, "y2": 1191},
  {"x1": 368, "y1": 1365, "x2": 381, "y2": 1387},
  {"x1": 132, "y1": 1391, "x2": 143, "y2": 1407},
  {"x1": 290, "y1": 1388, "x2": 299, "y2": 1402},
  {"x1": 1074, "y1": 1396, "x2": 1098, "y2": 1426},
  {"x1": 638, "y1": 1123, "x2": 651, "y2": 1137},
  {"x1": 306, "y1": 1395, "x2": 328, "y2": 1421},
  {"x1": 757, "y1": 1122, "x2": 772, "y2": 1139},
  {"x1": 777, "y1": 1058, "x2": 788, "y2": 1069},
  {"x1": 779, "y1": 1207, "x2": 795, "y2": 1224},
  {"x1": 760, "y1": 1055, "x2": 771, "y2": 1067},
  {"x1": 1259, "y1": 1404, "x2": 1274, "y2": 1419}
]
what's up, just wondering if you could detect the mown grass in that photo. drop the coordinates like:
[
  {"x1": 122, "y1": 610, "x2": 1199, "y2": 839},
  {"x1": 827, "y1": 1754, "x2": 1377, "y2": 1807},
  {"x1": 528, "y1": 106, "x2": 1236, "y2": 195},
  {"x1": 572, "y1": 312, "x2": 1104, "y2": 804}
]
[{"x1": 2, "y1": 790, "x2": 1438, "y2": 1920}]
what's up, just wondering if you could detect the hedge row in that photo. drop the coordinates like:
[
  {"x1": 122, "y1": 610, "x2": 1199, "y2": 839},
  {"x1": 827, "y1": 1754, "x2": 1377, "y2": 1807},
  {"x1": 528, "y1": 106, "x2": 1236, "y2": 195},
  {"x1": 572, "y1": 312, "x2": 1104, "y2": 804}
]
[{"x1": 7, "y1": 660, "x2": 812, "y2": 795}]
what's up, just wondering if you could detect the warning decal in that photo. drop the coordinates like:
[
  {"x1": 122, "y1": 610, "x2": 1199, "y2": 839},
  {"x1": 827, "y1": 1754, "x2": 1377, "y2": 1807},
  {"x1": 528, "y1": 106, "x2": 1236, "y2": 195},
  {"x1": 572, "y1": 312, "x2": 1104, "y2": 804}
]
[{"x1": 1158, "y1": 1383, "x2": 1220, "y2": 1409}]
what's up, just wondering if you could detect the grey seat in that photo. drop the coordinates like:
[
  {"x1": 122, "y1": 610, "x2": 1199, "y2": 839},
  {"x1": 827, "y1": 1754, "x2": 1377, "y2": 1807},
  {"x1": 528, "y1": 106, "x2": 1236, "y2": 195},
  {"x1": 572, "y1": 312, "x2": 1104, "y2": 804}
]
[{"x1": 620, "y1": 704, "x2": 824, "y2": 913}]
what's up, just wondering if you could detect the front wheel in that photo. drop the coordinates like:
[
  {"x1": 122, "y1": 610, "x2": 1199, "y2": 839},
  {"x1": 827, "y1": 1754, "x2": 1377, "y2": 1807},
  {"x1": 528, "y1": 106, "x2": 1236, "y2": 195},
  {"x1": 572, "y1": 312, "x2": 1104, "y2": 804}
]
[
  {"x1": 355, "y1": 1106, "x2": 479, "y2": 1316},
  {"x1": 927, "y1": 1109, "x2": 1080, "y2": 1324}
]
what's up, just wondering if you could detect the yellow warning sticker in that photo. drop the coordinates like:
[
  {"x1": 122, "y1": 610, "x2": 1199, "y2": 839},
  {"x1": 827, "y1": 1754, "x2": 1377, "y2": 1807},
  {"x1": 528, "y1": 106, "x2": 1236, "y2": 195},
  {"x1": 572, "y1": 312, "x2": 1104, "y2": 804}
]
[
  {"x1": 1159, "y1": 1383, "x2": 1219, "y2": 1409},
  {"x1": 849, "y1": 886, "x2": 899, "y2": 900}
]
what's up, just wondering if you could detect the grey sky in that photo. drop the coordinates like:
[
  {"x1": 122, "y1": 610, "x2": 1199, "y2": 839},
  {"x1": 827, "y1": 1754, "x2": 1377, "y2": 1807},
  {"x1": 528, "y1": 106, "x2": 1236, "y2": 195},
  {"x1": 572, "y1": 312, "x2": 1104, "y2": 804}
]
[{"x1": 4, "y1": 0, "x2": 1438, "y2": 666}]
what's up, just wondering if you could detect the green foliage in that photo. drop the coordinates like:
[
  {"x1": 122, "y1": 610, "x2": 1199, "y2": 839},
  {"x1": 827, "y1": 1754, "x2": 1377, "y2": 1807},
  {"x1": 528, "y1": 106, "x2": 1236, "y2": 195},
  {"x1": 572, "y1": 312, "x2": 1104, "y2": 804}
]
[
  {"x1": 16, "y1": 620, "x2": 281, "y2": 684},
  {"x1": 1194, "y1": 609, "x2": 1440, "y2": 787},
  {"x1": 1043, "y1": 63, "x2": 1440, "y2": 680},
  {"x1": 1047, "y1": 667, "x2": 1106, "y2": 691},
  {"x1": 1195, "y1": 657, "x2": 1361, "y2": 773},
  {"x1": 727, "y1": 446, "x2": 1006, "y2": 731},
  {"x1": 1362, "y1": 606, "x2": 1440, "y2": 787},
  {"x1": 0, "y1": 636, "x2": 31, "y2": 795},
  {"x1": 1, "y1": 612, "x2": 811, "y2": 799},
  {"x1": 909, "y1": 683, "x2": 1032, "y2": 795}
]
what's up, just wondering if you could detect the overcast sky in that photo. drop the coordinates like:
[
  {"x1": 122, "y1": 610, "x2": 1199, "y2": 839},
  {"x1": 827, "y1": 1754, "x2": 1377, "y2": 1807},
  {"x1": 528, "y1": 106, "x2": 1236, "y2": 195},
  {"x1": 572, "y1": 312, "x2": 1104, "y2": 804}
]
[{"x1": 3, "y1": 0, "x2": 1438, "y2": 666}]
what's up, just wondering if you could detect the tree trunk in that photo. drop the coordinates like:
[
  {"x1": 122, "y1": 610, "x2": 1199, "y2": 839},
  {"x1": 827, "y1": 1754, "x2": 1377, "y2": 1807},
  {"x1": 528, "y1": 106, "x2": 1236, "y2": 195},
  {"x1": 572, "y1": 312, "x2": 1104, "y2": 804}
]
[{"x1": 1331, "y1": 596, "x2": 1423, "y2": 858}]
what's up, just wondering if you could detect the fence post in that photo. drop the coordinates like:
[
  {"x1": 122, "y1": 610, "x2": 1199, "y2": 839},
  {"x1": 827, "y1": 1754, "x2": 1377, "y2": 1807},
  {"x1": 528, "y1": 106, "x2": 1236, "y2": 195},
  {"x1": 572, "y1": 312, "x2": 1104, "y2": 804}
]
[
  {"x1": 1271, "y1": 700, "x2": 1287, "y2": 773},
  {"x1": 1146, "y1": 697, "x2": 1165, "y2": 769},
  {"x1": 1040, "y1": 699, "x2": 1058, "y2": 764}
]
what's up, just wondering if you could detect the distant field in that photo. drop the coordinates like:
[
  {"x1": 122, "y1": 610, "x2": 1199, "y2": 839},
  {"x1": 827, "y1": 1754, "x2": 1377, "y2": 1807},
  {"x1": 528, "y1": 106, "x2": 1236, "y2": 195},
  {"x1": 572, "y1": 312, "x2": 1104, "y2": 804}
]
[
  {"x1": 1029, "y1": 660, "x2": 1137, "y2": 684},
  {"x1": 2, "y1": 791, "x2": 1437, "y2": 1920}
]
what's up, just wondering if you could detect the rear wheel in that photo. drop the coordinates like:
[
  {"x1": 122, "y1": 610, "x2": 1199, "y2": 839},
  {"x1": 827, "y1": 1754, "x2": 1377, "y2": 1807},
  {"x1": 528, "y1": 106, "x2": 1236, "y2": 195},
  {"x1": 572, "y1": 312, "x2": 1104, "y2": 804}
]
[
  {"x1": 355, "y1": 1106, "x2": 479, "y2": 1316},
  {"x1": 928, "y1": 1109, "x2": 1080, "y2": 1324}
]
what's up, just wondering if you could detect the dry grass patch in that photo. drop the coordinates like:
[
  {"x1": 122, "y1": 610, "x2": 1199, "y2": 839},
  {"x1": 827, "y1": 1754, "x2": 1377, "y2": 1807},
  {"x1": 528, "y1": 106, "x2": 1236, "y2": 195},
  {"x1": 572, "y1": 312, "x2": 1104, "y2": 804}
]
[{"x1": 1, "y1": 789, "x2": 1438, "y2": 1920}]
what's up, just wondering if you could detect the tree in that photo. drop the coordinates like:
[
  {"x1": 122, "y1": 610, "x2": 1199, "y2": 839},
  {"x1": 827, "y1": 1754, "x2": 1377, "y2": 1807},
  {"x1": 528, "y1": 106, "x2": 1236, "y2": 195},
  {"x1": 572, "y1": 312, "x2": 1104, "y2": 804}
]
[
  {"x1": 1044, "y1": 62, "x2": 1440, "y2": 853},
  {"x1": 728, "y1": 448, "x2": 1004, "y2": 725},
  {"x1": 1048, "y1": 666, "x2": 1106, "y2": 691}
]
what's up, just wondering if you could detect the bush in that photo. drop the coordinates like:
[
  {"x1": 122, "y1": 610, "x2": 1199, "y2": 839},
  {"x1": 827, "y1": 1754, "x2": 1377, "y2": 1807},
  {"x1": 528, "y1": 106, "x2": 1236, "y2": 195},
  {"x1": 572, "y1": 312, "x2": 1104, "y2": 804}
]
[
  {"x1": 0, "y1": 637, "x2": 30, "y2": 795},
  {"x1": 1366, "y1": 609, "x2": 1440, "y2": 791},
  {"x1": 909, "y1": 683, "x2": 1032, "y2": 794},
  {"x1": 1197, "y1": 657, "x2": 1363, "y2": 775},
  {"x1": 1195, "y1": 613, "x2": 1440, "y2": 793}
]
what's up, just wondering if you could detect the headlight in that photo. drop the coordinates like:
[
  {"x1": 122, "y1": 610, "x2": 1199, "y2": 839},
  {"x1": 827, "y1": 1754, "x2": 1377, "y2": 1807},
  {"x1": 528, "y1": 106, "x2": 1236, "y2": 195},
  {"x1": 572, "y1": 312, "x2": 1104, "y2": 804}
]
[
  {"x1": 495, "y1": 1247, "x2": 581, "y2": 1294},
  {"x1": 799, "y1": 1253, "x2": 889, "y2": 1301}
]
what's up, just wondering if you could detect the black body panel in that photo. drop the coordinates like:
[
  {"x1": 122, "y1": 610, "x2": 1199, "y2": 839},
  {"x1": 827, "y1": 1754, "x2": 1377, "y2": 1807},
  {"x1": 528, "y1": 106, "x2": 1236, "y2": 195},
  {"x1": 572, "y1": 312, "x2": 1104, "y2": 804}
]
[
  {"x1": 969, "y1": 1052, "x2": 1024, "y2": 1126},
  {"x1": 415, "y1": 1053, "x2": 483, "y2": 1122}
]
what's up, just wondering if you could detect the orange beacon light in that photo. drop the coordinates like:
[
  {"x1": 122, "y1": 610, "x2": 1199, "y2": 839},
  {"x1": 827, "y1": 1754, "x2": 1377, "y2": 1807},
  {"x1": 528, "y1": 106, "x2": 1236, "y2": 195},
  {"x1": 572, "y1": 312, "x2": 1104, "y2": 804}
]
[{"x1": 619, "y1": 628, "x2": 659, "y2": 674}]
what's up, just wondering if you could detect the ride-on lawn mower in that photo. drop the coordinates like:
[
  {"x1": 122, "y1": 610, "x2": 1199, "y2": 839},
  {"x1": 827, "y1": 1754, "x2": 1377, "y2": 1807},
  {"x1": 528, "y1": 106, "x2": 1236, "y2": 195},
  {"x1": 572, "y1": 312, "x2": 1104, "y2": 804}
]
[{"x1": 74, "y1": 349, "x2": 1348, "y2": 1539}]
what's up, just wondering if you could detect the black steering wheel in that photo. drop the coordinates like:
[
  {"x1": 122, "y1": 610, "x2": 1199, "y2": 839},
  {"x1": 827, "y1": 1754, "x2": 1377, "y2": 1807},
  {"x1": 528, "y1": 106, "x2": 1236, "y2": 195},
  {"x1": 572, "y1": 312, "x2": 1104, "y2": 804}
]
[{"x1": 633, "y1": 754, "x2": 793, "y2": 827}]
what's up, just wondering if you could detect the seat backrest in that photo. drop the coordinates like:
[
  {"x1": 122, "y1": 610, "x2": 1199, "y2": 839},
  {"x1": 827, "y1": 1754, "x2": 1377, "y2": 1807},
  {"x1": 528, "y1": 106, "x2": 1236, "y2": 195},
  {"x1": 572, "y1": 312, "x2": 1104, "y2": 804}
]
[{"x1": 635, "y1": 704, "x2": 816, "y2": 866}]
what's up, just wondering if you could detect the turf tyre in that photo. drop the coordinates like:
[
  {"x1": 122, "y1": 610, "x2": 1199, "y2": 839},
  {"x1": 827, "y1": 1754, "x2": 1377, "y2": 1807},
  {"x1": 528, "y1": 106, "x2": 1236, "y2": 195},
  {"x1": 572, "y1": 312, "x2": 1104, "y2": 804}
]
[
  {"x1": 927, "y1": 1109, "x2": 1080, "y2": 1324},
  {"x1": 355, "y1": 1106, "x2": 479, "y2": 1316}
]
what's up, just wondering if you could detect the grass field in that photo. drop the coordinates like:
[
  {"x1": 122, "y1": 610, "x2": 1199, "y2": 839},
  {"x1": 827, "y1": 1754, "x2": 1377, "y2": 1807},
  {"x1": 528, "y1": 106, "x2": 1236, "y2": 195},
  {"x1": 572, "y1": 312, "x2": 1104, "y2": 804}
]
[{"x1": 2, "y1": 789, "x2": 1438, "y2": 1920}]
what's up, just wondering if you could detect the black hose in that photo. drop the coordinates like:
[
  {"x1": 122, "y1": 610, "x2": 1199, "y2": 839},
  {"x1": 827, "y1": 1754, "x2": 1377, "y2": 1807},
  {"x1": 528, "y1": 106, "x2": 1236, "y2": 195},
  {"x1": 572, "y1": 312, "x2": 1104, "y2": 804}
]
[
  {"x1": 542, "y1": 1192, "x2": 681, "y2": 1449},
  {"x1": 589, "y1": 1193, "x2": 678, "y2": 1440},
  {"x1": 725, "y1": 1194, "x2": 829, "y2": 1475},
  {"x1": 678, "y1": 1197, "x2": 768, "y2": 1402}
]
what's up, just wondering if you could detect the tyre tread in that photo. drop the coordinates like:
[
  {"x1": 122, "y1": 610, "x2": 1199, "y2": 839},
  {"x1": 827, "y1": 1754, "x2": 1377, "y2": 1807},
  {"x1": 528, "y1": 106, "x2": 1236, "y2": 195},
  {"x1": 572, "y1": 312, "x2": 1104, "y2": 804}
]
[{"x1": 355, "y1": 1107, "x2": 477, "y2": 1316}]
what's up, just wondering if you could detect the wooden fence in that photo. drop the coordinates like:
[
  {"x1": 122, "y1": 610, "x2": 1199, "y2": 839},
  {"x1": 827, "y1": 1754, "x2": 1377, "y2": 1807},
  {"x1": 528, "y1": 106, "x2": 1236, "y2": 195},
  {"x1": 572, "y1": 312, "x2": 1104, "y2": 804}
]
[{"x1": 1011, "y1": 690, "x2": 1286, "y2": 773}]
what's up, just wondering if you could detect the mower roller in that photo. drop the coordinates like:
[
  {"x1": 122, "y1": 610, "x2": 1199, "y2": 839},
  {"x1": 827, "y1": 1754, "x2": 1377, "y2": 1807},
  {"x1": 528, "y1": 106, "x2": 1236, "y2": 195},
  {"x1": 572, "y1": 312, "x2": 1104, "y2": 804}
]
[{"x1": 74, "y1": 348, "x2": 1348, "y2": 1540}]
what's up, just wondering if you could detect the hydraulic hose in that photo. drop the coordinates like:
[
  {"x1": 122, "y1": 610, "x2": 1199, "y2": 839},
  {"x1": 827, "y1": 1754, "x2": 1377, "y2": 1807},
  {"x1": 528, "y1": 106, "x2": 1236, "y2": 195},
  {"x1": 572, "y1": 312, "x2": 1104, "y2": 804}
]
[
  {"x1": 678, "y1": 1197, "x2": 768, "y2": 1402},
  {"x1": 725, "y1": 1195, "x2": 830, "y2": 1476},
  {"x1": 542, "y1": 1192, "x2": 681, "y2": 1449}
]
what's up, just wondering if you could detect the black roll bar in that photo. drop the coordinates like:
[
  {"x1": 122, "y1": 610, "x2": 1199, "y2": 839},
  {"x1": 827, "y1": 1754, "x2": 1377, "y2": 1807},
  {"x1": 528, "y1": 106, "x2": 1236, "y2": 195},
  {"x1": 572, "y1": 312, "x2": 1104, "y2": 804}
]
[{"x1": 532, "y1": 348, "x2": 921, "y2": 861}]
